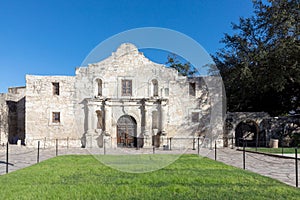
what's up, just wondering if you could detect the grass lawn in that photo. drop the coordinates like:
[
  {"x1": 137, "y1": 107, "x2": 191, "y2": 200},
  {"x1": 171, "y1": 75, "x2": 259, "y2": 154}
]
[
  {"x1": 245, "y1": 147, "x2": 297, "y2": 154},
  {"x1": 0, "y1": 154, "x2": 299, "y2": 199}
]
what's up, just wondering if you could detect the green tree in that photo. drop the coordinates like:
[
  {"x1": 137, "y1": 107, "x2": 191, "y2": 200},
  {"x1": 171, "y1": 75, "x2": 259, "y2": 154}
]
[
  {"x1": 215, "y1": 0, "x2": 300, "y2": 116},
  {"x1": 166, "y1": 53, "x2": 197, "y2": 77}
]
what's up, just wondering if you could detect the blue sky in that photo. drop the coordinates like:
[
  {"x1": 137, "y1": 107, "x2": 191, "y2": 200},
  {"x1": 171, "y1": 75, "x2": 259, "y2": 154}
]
[{"x1": 0, "y1": 0, "x2": 255, "y2": 93}]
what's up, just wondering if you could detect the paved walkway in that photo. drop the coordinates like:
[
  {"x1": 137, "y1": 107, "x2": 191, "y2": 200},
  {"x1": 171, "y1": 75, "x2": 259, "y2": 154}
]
[
  {"x1": 201, "y1": 148, "x2": 299, "y2": 187},
  {"x1": 0, "y1": 145, "x2": 299, "y2": 187}
]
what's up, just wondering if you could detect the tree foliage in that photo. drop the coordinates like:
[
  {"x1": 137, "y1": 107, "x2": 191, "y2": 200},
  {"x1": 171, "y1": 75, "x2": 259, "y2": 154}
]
[
  {"x1": 215, "y1": 0, "x2": 300, "y2": 116},
  {"x1": 166, "y1": 53, "x2": 197, "y2": 77}
]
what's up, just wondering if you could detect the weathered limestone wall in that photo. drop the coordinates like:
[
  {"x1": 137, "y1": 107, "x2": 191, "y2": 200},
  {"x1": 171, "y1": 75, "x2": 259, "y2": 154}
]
[
  {"x1": 15, "y1": 43, "x2": 217, "y2": 149},
  {"x1": 0, "y1": 87, "x2": 26, "y2": 145},
  {"x1": 225, "y1": 112, "x2": 270, "y2": 147},
  {"x1": 0, "y1": 93, "x2": 8, "y2": 145},
  {"x1": 74, "y1": 43, "x2": 214, "y2": 148},
  {"x1": 8, "y1": 87, "x2": 26, "y2": 144},
  {"x1": 25, "y1": 75, "x2": 79, "y2": 147}
]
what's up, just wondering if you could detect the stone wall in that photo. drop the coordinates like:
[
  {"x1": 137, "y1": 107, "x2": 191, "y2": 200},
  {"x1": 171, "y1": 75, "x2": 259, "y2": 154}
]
[
  {"x1": 0, "y1": 87, "x2": 26, "y2": 145},
  {"x1": 73, "y1": 43, "x2": 215, "y2": 148},
  {"x1": 0, "y1": 93, "x2": 8, "y2": 145},
  {"x1": 225, "y1": 112, "x2": 270, "y2": 147},
  {"x1": 262, "y1": 116, "x2": 300, "y2": 147},
  {"x1": 6, "y1": 43, "x2": 220, "y2": 149},
  {"x1": 25, "y1": 75, "x2": 79, "y2": 147}
]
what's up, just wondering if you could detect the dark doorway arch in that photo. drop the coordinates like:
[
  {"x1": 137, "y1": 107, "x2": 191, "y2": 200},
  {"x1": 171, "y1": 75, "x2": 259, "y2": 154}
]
[
  {"x1": 117, "y1": 115, "x2": 143, "y2": 148},
  {"x1": 235, "y1": 120, "x2": 259, "y2": 147}
]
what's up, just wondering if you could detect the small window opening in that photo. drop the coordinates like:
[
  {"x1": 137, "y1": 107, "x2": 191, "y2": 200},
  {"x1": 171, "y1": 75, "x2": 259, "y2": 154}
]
[
  {"x1": 52, "y1": 82, "x2": 59, "y2": 95},
  {"x1": 52, "y1": 112, "x2": 60, "y2": 123},
  {"x1": 152, "y1": 79, "x2": 158, "y2": 96},
  {"x1": 189, "y1": 82, "x2": 196, "y2": 96},
  {"x1": 191, "y1": 112, "x2": 199, "y2": 123}
]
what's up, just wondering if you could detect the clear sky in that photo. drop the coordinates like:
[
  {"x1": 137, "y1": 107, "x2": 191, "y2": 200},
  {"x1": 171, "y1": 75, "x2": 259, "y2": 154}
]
[{"x1": 0, "y1": 0, "x2": 255, "y2": 93}]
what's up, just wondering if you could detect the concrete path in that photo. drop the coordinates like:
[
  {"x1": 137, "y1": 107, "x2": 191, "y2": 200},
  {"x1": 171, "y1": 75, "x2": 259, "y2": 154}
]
[
  {"x1": 200, "y1": 148, "x2": 299, "y2": 187},
  {"x1": 0, "y1": 145, "x2": 299, "y2": 187}
]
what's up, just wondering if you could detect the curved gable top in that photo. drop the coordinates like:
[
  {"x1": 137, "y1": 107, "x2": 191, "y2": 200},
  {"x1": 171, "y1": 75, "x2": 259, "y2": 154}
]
[
  {"x1": 112, "y1": 43, "x2": 139, "y2": 58},
  {"x1": 84, "y1": 43, "x2": 178, "y2": 77}
]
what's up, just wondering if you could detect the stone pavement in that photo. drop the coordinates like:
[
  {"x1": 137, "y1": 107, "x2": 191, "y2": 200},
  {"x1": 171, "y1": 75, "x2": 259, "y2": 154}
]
[
  {"x1": 201, "y1": 148, "x2": 299, "y2": 187},
  {"x1": 0, "y1": 145, "x2": 299, "y2": 187}
]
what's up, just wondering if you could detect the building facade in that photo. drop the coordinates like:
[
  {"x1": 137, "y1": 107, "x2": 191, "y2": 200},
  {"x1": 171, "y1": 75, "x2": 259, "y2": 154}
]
[{"x1": 1, "y1": 43, "x2": 215, "y2": 148}]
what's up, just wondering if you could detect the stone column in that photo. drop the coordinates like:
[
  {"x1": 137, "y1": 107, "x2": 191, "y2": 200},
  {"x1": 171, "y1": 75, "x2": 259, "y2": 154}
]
[
  {"x1": 104, "y1": 104, "x2": 113, "y2": 148},
  {"x1": 104, "y1": 106, "x2": 110, "y2": 136},
  {"x1": 86, "y1": 103, "x2": 95, "y2": 148},
  {"x1": 141, "y1": 100, "x2": 149, "y2": 136},
  {"x1": 160, "y1": 102, "x2": 166, "y2": 135},
  {"x1": 160, "y1": 100, "x2": 168, "y2": 147},
  {"x1": 143, "y1": 106, "x2": 152, "y2": 147}
]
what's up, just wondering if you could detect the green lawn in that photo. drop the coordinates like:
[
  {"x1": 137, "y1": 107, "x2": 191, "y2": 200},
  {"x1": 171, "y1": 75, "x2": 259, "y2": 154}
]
[
  {"x1": 245, "y1": 147, "x2": 297, "y2": 154},
  {"x1": 0, "y1": 154, "x2": 299, "y2": 199}
]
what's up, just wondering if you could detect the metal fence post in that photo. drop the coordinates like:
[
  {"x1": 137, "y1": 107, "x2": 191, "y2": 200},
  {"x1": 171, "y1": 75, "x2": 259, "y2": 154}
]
[
  {"x1": 103, "y1": 139, "x2": 106, "y2": 155},
  {"x1": 169, "y1": 138, "x2": 172, "y2": 151},
  {"x1": 197, "y1": 137, "x2": 200, "y2": 155},
  {"x1": 296, "y1": 148, "x2": 298, "y2": 188},
  {"x1": 37, "y1": 141, "x2": 40, "y2": 163},
  {"x1": 153, "y1": 146, "x2": 155, "y2": 154},
  {"x1": 56, "y1": 139, "x2": 58, "y2": 156},
  {"x1": 215, "y1": 141, "x2": 217, "y2": 161},
  {"x1": 6, "y1": 142, "x2": 8, "y2": 174},
  {"x1": 243, "y1": 139, "x2": 246, "y2": 170}
]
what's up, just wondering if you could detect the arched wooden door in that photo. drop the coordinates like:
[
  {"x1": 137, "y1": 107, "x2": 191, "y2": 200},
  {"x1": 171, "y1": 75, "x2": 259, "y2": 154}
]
[{"x1": 117, "y1": 115, "x2": 137, "y2": 148}]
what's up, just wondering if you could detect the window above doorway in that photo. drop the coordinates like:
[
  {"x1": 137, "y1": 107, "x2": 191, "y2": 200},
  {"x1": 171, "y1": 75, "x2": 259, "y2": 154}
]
[{"x1": 121, "y1": 80, "x2": 132, "y2": 96}]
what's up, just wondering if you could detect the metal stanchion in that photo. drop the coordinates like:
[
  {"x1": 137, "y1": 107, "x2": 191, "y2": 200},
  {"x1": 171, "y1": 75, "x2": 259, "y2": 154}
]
[
  {"x1": 56, "y1": 139, "x2": 58, "y2": 156},
  {"x1": 169, "y1": 137, "x2": 172, "y2": 151},
  {"x1": 295, "y1": 148, "x2": 298, "y2": 188},
  {"x1": 197, "y1": 137, "x2": 200, "y2": 155},
  {"x1": 153, "y1": 146, "x2": 155, "y2": 154},
  {"x1": 6, "y1": 142, "x2": 8, "y2": 174},
  {"x1": 243, "y1": 139, "x2": 245, "y2": 170},
  {"x1": 215, "y1": 141, "x2": 217, "y2": 161},
  {"x1": 37, "y1": 141, "x2": 40, "y2": 163},
  {"x1": 103, "y1": 139, "x2": 106, "y2": 155}
]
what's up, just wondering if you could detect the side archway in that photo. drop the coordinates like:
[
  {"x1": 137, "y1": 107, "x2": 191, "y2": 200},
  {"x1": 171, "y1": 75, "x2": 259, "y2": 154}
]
[{"x1": 235, "y1": 119, "x2": 259, "y2": 147}]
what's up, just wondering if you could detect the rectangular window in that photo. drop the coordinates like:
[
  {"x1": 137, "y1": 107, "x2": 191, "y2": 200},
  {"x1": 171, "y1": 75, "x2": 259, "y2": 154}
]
[
  {"x1": 52, "y1": 82, "x2": 59, "y2": 95},
  {"x1": 122, "y1": 80, "x2": 132, "y2": 96},
  {"x1": 189, "y1": 82, "x2": 196, "y2": 96},
  {"x1": 191, "y1": 112, "x2": 199, "y2": 123},
  {"x1": 52, "y1": 112, "x2": 60, "y2": 123}
]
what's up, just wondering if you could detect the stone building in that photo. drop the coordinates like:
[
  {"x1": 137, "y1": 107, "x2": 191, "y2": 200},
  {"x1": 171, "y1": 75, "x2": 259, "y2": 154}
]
[
  {"x1": 225, "y1": 112, "x2": 300, "y2": 148},
  {"x1": 0, "y1": 43, "x2": 216, "y2": 148},
  {"x1": 3, "y1": 43, "x2": 296, "y2": 149},
  {"x1": 0, "y1": 87, "x2": 25, "y2": 146}
]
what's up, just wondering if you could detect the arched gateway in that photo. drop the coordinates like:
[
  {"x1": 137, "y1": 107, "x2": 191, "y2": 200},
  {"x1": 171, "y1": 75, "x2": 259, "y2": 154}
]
[{"x1": 117, "y1": 115, "x2": 143, "y2": 148}]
